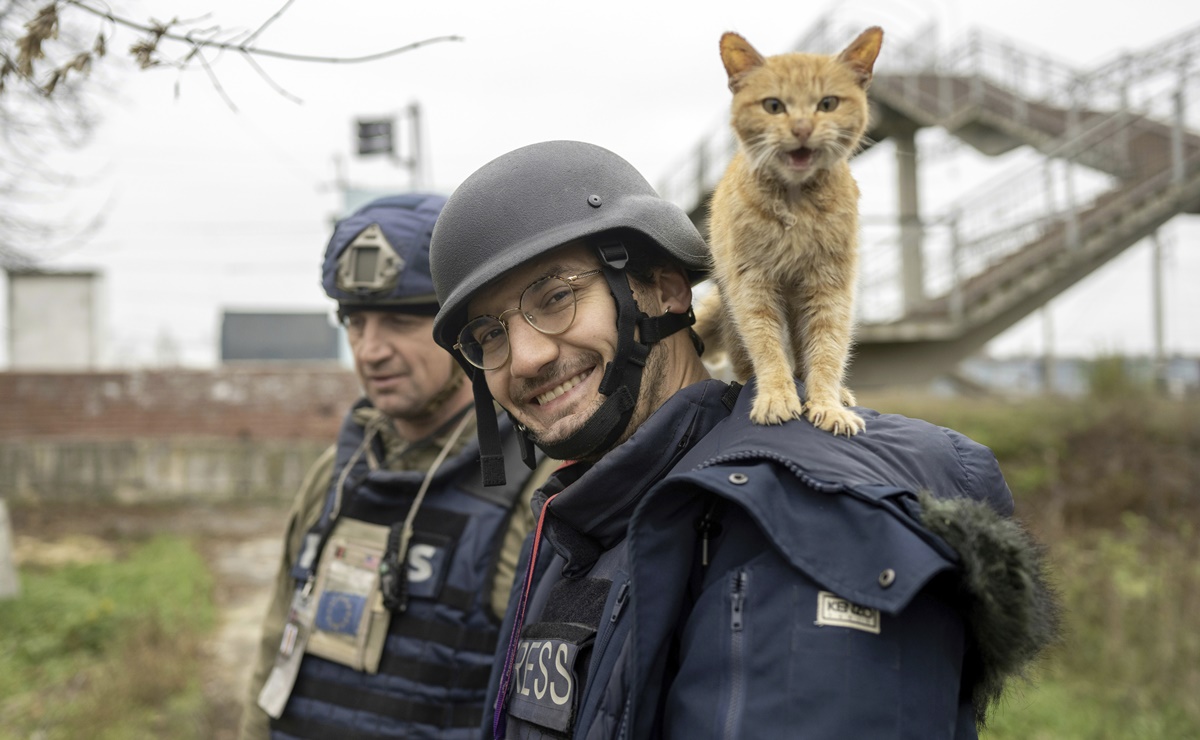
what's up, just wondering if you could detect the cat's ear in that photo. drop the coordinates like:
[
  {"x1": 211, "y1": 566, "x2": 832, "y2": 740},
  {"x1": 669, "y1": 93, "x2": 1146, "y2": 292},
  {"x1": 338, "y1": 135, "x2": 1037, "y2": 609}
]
[
  {"x1": 838, "y1": 26, "x2": 884, "y2": 89},
  {"x1": 719, "y1": 32, "x2": 765, "y2": 91}
]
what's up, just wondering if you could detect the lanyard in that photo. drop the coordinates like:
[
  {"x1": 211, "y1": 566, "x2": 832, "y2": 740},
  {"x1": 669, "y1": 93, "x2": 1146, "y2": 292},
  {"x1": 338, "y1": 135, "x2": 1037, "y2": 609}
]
[
  {"x1": 492, "y1": 490, "x2": 559, "y2": 740},
  {"x1": 292, "y1": 405, "x2": 472, "y2": 588}
]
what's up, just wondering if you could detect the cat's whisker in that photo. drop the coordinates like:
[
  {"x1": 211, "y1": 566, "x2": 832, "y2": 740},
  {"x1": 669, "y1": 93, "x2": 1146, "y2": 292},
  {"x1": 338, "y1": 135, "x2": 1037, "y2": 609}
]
[
  {"x1": 742, "y1": 136, "x2": 778, "y2": 178},
  {"x1": 852, "y1": 134, "x2": 877, "y2": 155}
]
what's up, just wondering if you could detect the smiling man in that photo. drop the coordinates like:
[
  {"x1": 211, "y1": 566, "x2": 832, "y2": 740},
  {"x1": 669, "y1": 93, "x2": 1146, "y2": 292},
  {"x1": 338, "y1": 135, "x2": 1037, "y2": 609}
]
[
  {"x1": 429, "y1": 140, "x2": 1059, "y2": 739},
  {"x1": 240, "y1": 194, "x2": 554, "y2": 740},
  {"x1": 463, "y1": 241, "x2": 704, "y2": 454}
]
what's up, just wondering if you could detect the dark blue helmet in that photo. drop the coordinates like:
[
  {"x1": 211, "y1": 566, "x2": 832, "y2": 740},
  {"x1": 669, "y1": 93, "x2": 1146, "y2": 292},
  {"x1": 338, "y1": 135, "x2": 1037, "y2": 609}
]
[{"x1": 322, "y1": 193, "x2": 447, "y2": 312}]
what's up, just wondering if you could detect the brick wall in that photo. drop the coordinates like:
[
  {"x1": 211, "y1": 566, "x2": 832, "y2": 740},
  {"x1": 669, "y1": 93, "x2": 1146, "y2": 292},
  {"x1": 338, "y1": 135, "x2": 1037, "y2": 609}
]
[
  {"x1": 0, "y1": 366, "x2": 361, "y2": 441},
  {"x1": 0, "y1": 367, "x2": 363, "y2": 503}
]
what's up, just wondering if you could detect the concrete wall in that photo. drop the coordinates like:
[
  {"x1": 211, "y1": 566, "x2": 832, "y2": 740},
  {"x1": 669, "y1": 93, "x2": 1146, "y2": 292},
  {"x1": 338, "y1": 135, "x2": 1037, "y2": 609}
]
[
  {"x1": 7, "y1": 271, "x2": 100, "y2": 370},
  {"x1": 0, "y1": 438, "x2": 329, "y2": 503},
  {"x1": 0, "y1": 367, "x2": 362, "y2": 503}
]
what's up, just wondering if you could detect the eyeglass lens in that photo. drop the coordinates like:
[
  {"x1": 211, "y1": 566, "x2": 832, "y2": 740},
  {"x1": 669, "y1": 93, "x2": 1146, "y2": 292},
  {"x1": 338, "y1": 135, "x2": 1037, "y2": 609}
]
[{"x1": 457, "y1": 275, "x2": 580, "y2": 369}]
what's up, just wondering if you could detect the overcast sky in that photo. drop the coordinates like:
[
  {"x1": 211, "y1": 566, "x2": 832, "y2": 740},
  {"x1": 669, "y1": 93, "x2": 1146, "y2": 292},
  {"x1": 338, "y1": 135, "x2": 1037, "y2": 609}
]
[{"x1": 7, "y1": 0, "x2": 1199, "y2": 367}]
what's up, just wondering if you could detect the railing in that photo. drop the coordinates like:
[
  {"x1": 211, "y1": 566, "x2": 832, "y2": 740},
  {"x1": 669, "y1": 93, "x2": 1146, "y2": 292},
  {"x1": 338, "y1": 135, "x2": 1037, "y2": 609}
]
[{"x1": 858, "y1": 146, "x2": 1200, "y2": 325}]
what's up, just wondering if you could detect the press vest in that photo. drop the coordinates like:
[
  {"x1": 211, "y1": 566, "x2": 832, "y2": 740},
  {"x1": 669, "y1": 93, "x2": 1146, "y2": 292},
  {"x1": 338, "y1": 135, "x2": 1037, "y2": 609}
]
[{"x1": 271, "y1": 405, "x2": 531, "y2": 740}]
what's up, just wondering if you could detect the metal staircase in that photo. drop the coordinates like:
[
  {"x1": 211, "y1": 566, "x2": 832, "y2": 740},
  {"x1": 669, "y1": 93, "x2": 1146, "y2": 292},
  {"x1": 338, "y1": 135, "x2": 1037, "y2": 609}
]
[{"x1": 660, "y1": 15, "x2": 1200, "y2": 388}]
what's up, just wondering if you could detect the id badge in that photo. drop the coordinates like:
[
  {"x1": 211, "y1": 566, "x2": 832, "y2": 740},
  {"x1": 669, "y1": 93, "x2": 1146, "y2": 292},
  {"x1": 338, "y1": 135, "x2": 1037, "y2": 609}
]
[{"x1": 257, "y1": 586, "x2": 318, "y2": 718}]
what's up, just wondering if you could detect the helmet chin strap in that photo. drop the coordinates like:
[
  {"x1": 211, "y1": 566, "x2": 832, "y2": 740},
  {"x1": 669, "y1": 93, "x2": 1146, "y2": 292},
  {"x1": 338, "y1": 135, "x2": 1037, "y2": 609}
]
[
  {"x1": 474, "y1": 239, "x2": 694, "y2": 486},
  {"x1": 533, "y1": 241, "x2": 643, "y2": 461}
]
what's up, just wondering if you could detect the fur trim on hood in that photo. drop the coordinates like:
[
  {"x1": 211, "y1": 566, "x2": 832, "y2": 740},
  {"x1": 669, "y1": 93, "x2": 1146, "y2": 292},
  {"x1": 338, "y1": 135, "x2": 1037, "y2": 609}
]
[{"x1": 920, "y1": 491, "x2": 1062, "y2": 727}]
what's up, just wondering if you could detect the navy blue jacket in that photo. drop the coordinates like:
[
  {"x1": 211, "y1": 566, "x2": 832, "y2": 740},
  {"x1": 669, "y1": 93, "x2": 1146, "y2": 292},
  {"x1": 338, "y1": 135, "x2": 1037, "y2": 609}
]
[{"x1": 485, "y1": 378, "x2": 1047, "y2": 739}]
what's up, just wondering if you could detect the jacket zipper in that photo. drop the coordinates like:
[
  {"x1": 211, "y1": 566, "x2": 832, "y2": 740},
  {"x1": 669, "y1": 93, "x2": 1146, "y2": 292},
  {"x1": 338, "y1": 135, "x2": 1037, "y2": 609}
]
[
  {"x1": 724, "y1": 569, "x2": 747, "y2": 740},
  {"x1": 584, "y1": 578, "x2": 630, "y2": 728},
  {"x1": 610, "y1": 580, "x2": 631, "y2": 624},
  {"x1": 594, "y1": 580, "x2": 630, "y2": 664}
]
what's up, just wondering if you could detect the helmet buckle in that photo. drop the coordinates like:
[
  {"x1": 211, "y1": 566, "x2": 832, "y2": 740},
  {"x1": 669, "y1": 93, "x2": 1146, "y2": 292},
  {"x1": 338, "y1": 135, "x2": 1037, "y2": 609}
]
[{"x1": 595, "y1": 240, "x2": 629, "y2": 270}]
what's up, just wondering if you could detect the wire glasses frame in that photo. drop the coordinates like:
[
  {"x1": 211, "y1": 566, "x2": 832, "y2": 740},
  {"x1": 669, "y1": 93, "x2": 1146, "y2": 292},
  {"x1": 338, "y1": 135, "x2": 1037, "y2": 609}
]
[{"x1": 454, "y1": 269, "x2": 604, "y2": 370}]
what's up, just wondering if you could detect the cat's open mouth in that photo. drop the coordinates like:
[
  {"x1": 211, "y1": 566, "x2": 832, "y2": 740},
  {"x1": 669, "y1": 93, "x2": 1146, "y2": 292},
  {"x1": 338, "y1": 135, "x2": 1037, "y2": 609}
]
[{"x1": 786, "y1": 148, "x2": 815, "y2": 170}]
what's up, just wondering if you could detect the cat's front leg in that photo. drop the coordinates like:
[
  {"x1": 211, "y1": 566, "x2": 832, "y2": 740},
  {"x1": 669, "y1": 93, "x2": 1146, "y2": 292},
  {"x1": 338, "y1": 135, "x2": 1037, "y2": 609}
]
[
  {"x1": 794, "y1": 274, "x2": 865, "y2": 436},
  {"x1": 724, "y1": 272, "x2": 805, "y2": 425},
  {"x1": 753, "y1": 381, "x2": 806, "y2": 425}
]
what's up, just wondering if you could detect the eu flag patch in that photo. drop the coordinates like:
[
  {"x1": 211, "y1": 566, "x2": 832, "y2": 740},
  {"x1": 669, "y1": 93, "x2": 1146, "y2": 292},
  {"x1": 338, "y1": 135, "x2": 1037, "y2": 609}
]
[{"x1": 314, "y1": 592, "x2": 366, "y2": 635}]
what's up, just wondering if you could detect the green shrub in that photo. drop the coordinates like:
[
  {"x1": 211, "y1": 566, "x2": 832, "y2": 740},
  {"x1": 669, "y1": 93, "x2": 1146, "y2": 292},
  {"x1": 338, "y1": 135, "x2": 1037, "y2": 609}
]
[
  {"x1": 0, "y1": 536, "x2": 216, "y2": 739},
  {"x1": 1085, "y1": 353, "x2": 1153, "y2": 401},
  {"x1": 986, "y1": 515, "x2": 1200, "y2": 738}
]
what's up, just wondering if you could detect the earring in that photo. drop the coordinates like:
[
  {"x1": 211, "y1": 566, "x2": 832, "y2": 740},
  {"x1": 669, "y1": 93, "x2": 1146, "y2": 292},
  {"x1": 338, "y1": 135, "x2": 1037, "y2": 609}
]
[{"x1": 663, "y1": 304, "x2": 672, "y2": 315}]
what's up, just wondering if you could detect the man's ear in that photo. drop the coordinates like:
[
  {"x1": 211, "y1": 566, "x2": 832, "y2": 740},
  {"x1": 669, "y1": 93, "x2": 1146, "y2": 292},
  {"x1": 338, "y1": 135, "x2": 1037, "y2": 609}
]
[{"x1": 654, "y1": 265, "x2": 693, "y2": 314}]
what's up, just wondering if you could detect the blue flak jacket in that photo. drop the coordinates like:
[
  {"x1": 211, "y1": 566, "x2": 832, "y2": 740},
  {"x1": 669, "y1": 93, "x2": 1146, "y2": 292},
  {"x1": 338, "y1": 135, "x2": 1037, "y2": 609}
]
[
  {"x1": 272, "y1": 402, "x2": 531, "y2": 740},
  {"x1": 486, "y1": 378, "x2": 1055, "y2": 740}
]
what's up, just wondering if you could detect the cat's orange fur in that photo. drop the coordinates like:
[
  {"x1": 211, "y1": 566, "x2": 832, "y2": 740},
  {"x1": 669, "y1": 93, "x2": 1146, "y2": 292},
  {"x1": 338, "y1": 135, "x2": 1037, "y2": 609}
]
[{"x1": 696, "y1": 27, "x2": 882, "y2": 434}]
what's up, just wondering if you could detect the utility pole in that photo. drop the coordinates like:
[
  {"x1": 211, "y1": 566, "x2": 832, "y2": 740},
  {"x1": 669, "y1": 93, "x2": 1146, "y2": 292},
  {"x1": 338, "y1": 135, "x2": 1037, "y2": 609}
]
[
  {"x1": 1151, "y1": 232, "x2": 1167, "y2": 394},
  {"x1": 0, "y1": 499, "x2": 19, "y2": 599},
  {"x1": 1041, "y1": 306, "x2": 1056, "y2": 395}
]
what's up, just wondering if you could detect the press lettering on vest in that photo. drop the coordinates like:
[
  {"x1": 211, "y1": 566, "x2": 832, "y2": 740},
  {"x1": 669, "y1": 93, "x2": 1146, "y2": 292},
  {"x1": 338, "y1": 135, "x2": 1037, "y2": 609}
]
[
  {"x1": 507, "y1": 638, "x2": 579, "y2": 733},
  {"x1": 521, "y1": 640, "x2": 538, "y2": 696},
  {"x1": 534, "y1": 641, "x2": 551, "y2": 700},
  {"x1": 551, "y1": 643, "x2": 573, "y2": 705},
  {"x1": 815, "y1": 590, "x2": 881, "y2": 634},
  {"x1": 404, "y1": 541, "x2": 450, "y2": 599},
  {"x1": 407, "y1": 544, "x2": 438, "y2": 583}
]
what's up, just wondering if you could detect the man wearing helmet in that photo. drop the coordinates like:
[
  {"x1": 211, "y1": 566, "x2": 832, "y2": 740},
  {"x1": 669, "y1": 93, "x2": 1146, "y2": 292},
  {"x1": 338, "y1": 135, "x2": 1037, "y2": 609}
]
[
  {"x1": 240, "y1": 194, "x2": 555, "y2": 740},
  {"x1": 429, "y1": 141, "x2": 1058, "y2": 739}
]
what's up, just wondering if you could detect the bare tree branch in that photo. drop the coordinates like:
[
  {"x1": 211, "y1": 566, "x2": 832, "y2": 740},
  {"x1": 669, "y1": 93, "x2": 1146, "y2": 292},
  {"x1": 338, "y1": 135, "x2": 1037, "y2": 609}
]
[
  {"x1": 240, "y1": 49, "x2": 303, "y2": 105},
  {"x1": 65, "y1": 0, "x2": 463, "y2": 65},
  {"x1": 193, "y1": 43, "x2": 236, "y2": 111},
  {"x1": 245, "y1": 0, "x2": 295, "y2": 46},
  {"x1": 0, "y1": 0, "x2": 463, "y2": 268}
]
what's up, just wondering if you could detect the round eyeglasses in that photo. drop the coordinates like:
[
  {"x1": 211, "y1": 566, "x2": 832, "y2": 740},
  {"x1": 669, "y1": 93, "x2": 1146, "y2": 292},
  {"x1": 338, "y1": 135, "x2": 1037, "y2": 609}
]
[{"x1": 454, "y1": 269, "x2": 603, "y2": 370}]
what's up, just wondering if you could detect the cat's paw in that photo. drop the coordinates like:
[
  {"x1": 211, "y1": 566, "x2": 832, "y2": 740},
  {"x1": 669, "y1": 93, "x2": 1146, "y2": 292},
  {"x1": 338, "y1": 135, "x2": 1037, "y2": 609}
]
[
  {"x1": 805, "y1": 402, "x2": 865, "y2": 436},
  {"x1": 839, "y1": 386, "x2": 857, "y2": 407},
  {"x1": 750, "y1": 386, "x2": 805, "y2": 425}
]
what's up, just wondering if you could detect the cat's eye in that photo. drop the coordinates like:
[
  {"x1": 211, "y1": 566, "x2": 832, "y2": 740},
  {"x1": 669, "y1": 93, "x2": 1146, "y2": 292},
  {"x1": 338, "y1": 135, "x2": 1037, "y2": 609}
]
[
  {"x1": 761, "y1": 98, "x2": 785, "y2": 114},
  {"x1": 818, "y1": 96, "x2": 840, "y2": 112}
]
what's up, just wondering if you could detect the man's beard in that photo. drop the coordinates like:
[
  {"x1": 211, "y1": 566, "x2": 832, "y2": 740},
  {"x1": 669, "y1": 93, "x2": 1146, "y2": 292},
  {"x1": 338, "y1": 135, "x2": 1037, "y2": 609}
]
[
  {"x1": 521, "y1": 341, "x2": 669, "y2": 461},
  {"x1": 513, "y1": 352, "x2": 605, "y2": 448},
  {"x1": 606, "y1": 340, "x2": 670, "y2": 452}
]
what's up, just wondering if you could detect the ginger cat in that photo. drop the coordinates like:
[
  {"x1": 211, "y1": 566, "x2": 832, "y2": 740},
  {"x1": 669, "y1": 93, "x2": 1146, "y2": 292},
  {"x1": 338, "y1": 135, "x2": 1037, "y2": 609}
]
[{"x1": 696, "y1": 27, "x2": 883, "y2": 434}]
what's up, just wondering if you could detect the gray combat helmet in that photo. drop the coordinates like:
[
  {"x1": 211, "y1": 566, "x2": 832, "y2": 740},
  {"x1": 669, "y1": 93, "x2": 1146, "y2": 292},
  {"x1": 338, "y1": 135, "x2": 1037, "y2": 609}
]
[
  {"x1": 430, "y1": 140, "x2": 708, "y2": 355},
  {"x1": 429, "y1": 140, "x2": 710, "y2": 485}
]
